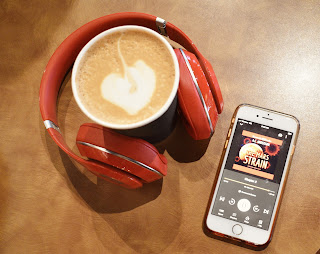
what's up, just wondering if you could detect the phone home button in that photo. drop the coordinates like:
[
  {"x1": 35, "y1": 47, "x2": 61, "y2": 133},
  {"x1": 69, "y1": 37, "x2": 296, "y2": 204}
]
[{"x1": 232, "y1": 224, "x2": 243, "y2": 235}]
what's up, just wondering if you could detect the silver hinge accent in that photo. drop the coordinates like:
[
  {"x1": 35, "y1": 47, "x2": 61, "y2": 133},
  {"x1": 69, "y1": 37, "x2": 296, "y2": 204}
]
[
  {"x1": 179, "y1": 48, "x2": 214, "y2": 137},
  {"x1": 44, "y1": 120, "x2": 61, "y2": 134},
  {"x1": 156, "y1": 17, "x2": 168, "y2": 36}
]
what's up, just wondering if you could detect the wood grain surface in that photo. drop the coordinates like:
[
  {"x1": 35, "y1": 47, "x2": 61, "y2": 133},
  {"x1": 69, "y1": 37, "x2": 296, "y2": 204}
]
[{"x1": 1, "y1": 0, "x2": 319, "y2": 253}]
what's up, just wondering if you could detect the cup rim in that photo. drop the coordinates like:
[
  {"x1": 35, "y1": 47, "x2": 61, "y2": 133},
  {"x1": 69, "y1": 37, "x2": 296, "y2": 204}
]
[{"x1": 71, "y1": 25, "x2": 180, "y2": 130}]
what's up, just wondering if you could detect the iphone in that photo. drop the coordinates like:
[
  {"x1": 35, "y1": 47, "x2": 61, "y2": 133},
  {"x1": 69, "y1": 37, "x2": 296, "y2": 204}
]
[{"x1": 206, "y1": 104, "x2": 300, "y2": 247}]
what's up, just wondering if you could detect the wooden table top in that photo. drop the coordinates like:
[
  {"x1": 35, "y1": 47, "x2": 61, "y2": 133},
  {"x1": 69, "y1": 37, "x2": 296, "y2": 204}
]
[{"x1": 1, "y1": 1, "x2": 319, "y2": 253}]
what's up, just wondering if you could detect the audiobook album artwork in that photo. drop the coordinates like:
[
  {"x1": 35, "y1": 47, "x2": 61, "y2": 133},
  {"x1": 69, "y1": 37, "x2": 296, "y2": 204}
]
[{"x1": 232, "y1": 130, "x2": 283, "y2": 180}]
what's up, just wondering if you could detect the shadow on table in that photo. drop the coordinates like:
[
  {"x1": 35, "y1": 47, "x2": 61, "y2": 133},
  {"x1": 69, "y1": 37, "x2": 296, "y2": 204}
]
[
  {"x1": 43, "y1": 127, "x2": 183, "y2": 254},
  {"x1": 43, "y1": 127, "x2": 163, "y2": 213},
  {"x1": 41, "y1": 72, "x2": 212, "y2": 253},
  {"x1": 155, "y1": 117, "x2": 211, "y2": 163}
]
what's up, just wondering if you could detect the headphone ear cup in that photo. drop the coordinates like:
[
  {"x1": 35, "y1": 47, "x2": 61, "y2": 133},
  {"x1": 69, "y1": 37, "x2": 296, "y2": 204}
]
[
  {"x1": 174, "y1": 49, "x2": 218, "y2": 140},
  {"x1": 85, "y1": 159, "x2": 144, "y2": 189},
  {"x1": 76, "y1": 123, "x2": 167, "y2": 183},
  {"x1": 202, "y1": 58, "x2": 223, "y2": 114}
]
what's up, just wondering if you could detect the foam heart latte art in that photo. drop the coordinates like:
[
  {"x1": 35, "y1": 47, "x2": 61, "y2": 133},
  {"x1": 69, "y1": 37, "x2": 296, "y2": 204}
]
[
  {"x1": 101, "y1": 34, "x2": 156, "y2": 115},
  {"x1": 74, "y1": 28, "x2": 176, "y2": 126}
]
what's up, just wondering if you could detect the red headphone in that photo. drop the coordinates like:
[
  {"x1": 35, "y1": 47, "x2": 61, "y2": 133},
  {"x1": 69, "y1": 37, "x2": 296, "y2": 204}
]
[{"x1": 39, "y1": 12, "x2": 224, "y2": 189}]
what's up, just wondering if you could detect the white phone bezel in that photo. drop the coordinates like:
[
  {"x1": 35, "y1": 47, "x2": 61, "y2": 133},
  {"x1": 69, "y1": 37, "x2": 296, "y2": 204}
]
[{"x1": 206, "y1": 104, "x2": 299, "y2": 246}]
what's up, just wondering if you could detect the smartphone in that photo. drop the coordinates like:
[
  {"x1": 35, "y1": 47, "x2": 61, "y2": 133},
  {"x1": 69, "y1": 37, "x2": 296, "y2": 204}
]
[{"x1": 206, "y1": 104, "x2": 300, "y2": 247}]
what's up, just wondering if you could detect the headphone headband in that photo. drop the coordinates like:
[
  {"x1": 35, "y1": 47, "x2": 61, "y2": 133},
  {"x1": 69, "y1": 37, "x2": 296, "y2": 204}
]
[
  {"x1": 40, "y1": 12, "x2": 222, "y2": 124},
  {"x1": 39, "y1": 12, "x2": 223, "y2": 170}
]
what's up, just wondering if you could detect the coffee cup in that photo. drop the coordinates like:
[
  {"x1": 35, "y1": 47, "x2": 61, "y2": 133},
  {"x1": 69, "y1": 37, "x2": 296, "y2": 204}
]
[{"x1": 72, "y1": 25, "x2": 179, "y2": 143}]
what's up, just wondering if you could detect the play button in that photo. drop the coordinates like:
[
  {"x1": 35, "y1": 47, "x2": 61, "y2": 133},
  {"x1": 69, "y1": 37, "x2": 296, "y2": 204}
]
[{"x1": 237, "y1": 198, "x2": 251, "y2": 212}]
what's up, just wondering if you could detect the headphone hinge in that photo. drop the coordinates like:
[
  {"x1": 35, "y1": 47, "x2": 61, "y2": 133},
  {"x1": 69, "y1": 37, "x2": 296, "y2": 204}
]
[
  {"x1": 156, "y1": 17, "x2": 168, "y2": 37},
  {"x1": 44, "y1": 120, "x2": 61, "y2": 134}
]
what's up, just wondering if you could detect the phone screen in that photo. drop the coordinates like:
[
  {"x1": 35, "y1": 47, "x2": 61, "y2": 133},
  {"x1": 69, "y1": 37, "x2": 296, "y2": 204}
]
[{"x1": 211, "y1": 118, "x2": 293, "y2": 230}]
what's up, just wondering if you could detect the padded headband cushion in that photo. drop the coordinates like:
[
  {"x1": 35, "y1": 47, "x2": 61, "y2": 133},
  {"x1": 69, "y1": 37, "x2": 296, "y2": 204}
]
[
  {"x1": 76, "y1": 123, "x2": 167, "y2": 182},
  {"x1": 175, "y1": 49, "x2": 218, "y2": 140}
]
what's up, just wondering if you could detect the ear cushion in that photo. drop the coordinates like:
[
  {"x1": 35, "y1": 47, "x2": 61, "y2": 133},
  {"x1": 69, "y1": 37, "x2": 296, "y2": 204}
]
[
  {"x1": 174, "y1": 49, "x2": 218, "y2": 140},
  {"x1": 85, "y1": 159, "x2": 144, "y2": 189},
  {"x1": 202, "y1": 58, "x2": 223, "y2": 113},
  {"x1": 76, "y1": 123, "x2": 167, "y2": 183}
]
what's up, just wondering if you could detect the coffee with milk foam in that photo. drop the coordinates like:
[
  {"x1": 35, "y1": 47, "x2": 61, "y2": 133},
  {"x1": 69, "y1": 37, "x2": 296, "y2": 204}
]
[{"x1": 75, "y1": 29, "x2": 176, "y2": 125}]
